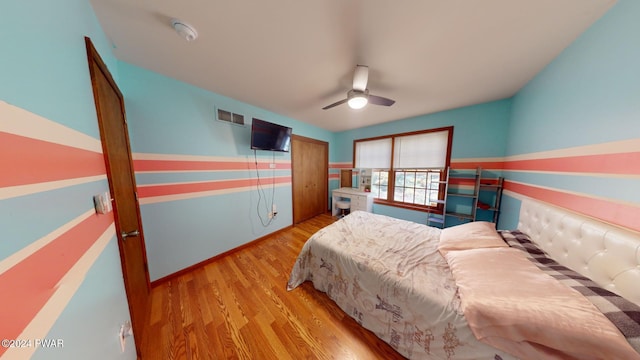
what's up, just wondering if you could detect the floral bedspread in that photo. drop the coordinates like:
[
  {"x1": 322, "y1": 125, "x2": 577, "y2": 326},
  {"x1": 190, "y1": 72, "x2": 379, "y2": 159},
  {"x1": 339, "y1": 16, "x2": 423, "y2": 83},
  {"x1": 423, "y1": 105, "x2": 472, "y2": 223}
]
[{"x1": 287, "y1": 211, "x2": 512, "y2": 360}]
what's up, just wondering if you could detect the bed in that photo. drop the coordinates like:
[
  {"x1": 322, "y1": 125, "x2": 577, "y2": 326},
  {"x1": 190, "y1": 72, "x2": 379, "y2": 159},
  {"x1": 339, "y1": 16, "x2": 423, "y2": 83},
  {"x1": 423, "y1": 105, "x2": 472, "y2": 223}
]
[{"x1": 287, "y1": 198, "x2": 640, "y2": 359}]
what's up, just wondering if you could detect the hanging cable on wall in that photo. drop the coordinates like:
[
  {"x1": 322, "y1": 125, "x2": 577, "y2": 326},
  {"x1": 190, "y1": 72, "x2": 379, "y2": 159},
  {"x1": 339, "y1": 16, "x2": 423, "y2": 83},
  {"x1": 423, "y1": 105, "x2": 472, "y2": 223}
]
[{"x1": 254, "y1": 150, "x2": 277, "y2": 227}]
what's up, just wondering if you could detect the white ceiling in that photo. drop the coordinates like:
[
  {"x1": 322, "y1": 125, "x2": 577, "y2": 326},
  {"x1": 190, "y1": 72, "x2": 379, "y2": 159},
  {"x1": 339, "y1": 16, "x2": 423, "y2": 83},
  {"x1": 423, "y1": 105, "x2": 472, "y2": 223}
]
[{"x1": 90, "y1": 0, "x2": 615, "y2": 132}]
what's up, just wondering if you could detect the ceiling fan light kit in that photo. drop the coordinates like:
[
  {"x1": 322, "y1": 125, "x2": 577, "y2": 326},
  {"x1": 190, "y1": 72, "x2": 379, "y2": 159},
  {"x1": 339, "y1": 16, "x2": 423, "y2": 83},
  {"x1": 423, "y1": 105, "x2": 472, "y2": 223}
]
[
  {"x1": 347, "y1": 90, "x2": 368, "y2": 109},
  {"x1": 171, "y1": 18, "x2": 198, "y2": 42},
  {"x1": 323, "y1": 65, "x2": 395, "y2": 110}
]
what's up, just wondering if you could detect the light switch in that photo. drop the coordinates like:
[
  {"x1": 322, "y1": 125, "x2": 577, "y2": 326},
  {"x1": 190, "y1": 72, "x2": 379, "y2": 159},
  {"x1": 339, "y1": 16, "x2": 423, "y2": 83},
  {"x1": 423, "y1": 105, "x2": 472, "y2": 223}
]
[{"x1": 93, "y1": 192, "x2": 112, "y2": 214}]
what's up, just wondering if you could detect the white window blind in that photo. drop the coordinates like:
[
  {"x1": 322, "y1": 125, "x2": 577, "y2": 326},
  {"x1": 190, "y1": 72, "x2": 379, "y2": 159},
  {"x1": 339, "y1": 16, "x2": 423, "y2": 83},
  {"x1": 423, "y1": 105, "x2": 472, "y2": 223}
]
[
  {"x1": 393, "y1": 130, "x2": 448, "y2": 168},
  {"x1": 355, "y1": 138, "x2": 392, "y2": 168}
]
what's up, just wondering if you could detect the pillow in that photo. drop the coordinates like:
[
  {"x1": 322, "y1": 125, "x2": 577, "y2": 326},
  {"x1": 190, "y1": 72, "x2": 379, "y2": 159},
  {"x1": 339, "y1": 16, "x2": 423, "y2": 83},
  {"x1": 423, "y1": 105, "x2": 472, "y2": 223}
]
[
  {"x1": 499, "y1": 230, "x2": 640, "y2": 353},
  {"x1": 438, "y1": 221, "x2": 507, "y2": 255},
  {"x1": 444, "y1": 247, "x2": 640, "y2": 360}
]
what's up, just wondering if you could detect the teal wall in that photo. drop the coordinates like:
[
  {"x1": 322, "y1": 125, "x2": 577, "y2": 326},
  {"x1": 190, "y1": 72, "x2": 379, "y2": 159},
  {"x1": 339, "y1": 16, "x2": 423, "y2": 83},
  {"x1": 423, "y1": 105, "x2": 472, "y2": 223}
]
[
  {"x1": 500, "y1": 0, "x2": 640, "y2": 231},
  {"x1": 333, "y1": 99, "x2": 511, "y2": 221},
  {"x1": 0, "y1": 0, "x2": 136, "y2": 359},
  {"x1": 2, "y1": 0, "x2": 637, "y2": 357},
  {"x1": 0, "y1": 1, "x2": 115, "y2": 137},
  {"x1": 334, "y1": 99, "x2": 511, "y2": 161},
  {"x1": 117, "y1": 62, "x2": 334, "y2": 281}
]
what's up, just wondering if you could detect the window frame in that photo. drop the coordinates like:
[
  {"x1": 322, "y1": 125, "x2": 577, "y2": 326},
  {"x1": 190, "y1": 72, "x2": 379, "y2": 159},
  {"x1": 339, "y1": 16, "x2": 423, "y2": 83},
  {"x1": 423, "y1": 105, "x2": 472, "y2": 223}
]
[{"x1": 353, "y1": 126, "x2": 453, "y2": 213}]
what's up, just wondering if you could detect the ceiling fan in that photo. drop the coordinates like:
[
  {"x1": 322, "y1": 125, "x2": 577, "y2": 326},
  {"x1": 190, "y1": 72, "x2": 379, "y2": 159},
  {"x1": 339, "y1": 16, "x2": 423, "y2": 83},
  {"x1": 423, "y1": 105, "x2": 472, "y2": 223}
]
[{"x1": 322, "y1": 65, "x2": 396, "y2": 110}]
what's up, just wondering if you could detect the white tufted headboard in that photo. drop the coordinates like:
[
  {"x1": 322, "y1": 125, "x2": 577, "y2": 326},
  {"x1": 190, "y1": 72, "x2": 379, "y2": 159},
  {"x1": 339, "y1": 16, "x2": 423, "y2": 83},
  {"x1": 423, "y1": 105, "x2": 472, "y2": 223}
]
[{"x1": 517, "y1": 197, "x2": 640, "y2": 306}]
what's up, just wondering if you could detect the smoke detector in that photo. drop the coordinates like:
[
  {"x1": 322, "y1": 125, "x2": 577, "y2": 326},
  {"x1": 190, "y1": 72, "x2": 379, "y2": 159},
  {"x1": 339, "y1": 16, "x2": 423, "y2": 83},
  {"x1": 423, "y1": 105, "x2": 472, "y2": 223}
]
[{"x1": 171, "y1": 19, "x2": 198, "y2": 42}]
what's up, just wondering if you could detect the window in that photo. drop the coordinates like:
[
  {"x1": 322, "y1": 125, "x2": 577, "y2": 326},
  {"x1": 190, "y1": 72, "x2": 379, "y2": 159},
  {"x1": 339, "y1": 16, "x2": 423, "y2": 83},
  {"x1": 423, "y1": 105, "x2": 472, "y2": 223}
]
[
  {"x1": 393, "y1": 169, "x2": 442, "y2": 206},
  {"x1": 354, "y1": 127, "x2": 453, "y2": 211}
]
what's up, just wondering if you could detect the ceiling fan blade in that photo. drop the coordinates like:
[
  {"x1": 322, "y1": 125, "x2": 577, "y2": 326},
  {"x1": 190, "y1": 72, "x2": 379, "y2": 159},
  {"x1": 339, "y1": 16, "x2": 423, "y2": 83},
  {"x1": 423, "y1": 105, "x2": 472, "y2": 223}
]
[
  {"x1": 322, "y1": 98, "x2": 348, "y2": 110},
  {"x1": 368, "y1": 94, "x2": 395, "y2": 106},
  {"x1": 352, "y1": 65, "x2": 369, "y2": 91}
]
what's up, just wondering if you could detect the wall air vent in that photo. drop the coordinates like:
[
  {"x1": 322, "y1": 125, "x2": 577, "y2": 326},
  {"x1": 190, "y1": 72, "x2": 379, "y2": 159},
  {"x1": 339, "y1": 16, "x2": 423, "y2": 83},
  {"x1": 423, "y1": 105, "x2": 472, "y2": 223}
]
[{"x1": 217, "y1": 108, "x2": 245, "y2": 126}]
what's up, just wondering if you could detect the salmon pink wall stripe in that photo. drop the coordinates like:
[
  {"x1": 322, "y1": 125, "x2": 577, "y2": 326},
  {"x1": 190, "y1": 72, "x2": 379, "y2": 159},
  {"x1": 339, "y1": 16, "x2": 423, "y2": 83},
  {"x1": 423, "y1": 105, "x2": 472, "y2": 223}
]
[
  {"x1": 454, "y1": 138, "x2": 640, "y2": 232},
  {"x1": 508, "y1": 138, "x2": 640, "y2": 160},
  {"x1": 451, "y1": 159, "x2": 504, "y2": 170},
  {"x1": 0, "y1": 101, "x2": 107, "y2": 200},
  {"x1": 0, "y1": 132, "x2": 106, "y2": 187},
  {"x1": 504, "y1": 152, "x2": 640, "y2": 175},
  {"x1": 0, "y1": 101, "x2": 103, "y2": 153},
  {"x1": 330, "y1": 162, "x2": 353, "y2": 169},
  {"x1": 504, "y1": 181, "x2": 640, "y2": 232},
  {"x1": 448, "y1": 177, "x2": 480, "y2": 186},
  {"x1": 0, "y1": 175, "x2": 107, "y2": 201},
  {"x1": 452, "y1": 138, "x2": 640, "y2": 177},
  {"x1": 132, "y1": 153, "x2": 293, "y2": 204},
  {"x1": 2, "y1": 223, "x2": 116, "y2": 359},
  {"x1": 328, "y1": 163, "x2": 351, "y2": 182},
  {"x1": 0, "y1": 210, "x2": 96, "y2": 275},
  {"x1": 0, "y1": 212, "x2": 114, "y2": 357},
  {"x1": 0, "y1": 101, "x2": 116, "y2": 357},
  {"x1": 132, "y1": 152, "x2": 290, "y2": 170},
  {"x1": 133, "y1": 158, "x2": 291, "y2": 172},
  {"x1": 503, "y1": 139, "x2": 640, "y2": 176},
  {"x1": 137, "y1": 176, "x2": 291, "y2": 199},
  {"x1": 138, "y1": 182, "x2": 291, "y2": 205}
]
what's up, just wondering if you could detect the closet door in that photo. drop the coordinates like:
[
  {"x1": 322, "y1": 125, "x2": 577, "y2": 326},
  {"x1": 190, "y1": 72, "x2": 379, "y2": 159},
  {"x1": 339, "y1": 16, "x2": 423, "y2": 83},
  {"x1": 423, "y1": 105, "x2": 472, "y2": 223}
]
[{"x1": 291, "y1": 135, "x2": 328, "y2": 223}]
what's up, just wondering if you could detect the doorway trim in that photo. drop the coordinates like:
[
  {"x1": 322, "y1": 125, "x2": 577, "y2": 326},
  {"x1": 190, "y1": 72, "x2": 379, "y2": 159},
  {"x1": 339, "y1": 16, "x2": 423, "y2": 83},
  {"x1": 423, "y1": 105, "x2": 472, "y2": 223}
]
[{"x1": 85, "y1": 37, "x2": 150, "y2": 356}]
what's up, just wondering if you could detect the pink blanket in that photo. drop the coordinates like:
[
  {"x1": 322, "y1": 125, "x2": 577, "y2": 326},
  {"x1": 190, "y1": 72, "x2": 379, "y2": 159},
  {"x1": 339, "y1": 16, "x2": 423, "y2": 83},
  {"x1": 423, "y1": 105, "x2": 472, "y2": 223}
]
[{"x1": 445, "y1": 247, "x2": 640, "y2": 360}]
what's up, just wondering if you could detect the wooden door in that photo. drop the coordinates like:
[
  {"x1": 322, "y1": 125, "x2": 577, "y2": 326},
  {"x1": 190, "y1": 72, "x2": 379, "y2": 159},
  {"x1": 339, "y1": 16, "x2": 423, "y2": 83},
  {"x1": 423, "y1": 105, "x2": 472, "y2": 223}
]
[
  {"x1": 292, "y1": 135, "x2": 328, "y2": 223},
  {"x1": 85, "y1": 37, "x2": 150, "y2": 356}
]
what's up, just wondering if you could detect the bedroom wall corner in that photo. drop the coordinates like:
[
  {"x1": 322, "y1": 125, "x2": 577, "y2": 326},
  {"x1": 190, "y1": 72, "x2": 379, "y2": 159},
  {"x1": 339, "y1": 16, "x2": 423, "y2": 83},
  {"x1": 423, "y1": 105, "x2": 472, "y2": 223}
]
[
  {"x1": 333, "y1": 99, "x2": 512, "y2": 224},
  {"x1": 501, "y1": 0, "x2": 640, "y2": 233},
  {"x1": 0, "y1": 0, "x2": 136, "y2": 359},
  {"x1": 116, "y1": 61, "x2": 334, "y2": 281}
]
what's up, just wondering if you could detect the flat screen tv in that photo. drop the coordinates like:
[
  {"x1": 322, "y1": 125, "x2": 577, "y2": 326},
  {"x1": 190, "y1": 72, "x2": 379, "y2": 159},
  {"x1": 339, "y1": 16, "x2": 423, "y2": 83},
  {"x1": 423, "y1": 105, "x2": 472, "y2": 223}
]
[{"x1": 250, "y1": 118, "x2": 292, "y2": 152}]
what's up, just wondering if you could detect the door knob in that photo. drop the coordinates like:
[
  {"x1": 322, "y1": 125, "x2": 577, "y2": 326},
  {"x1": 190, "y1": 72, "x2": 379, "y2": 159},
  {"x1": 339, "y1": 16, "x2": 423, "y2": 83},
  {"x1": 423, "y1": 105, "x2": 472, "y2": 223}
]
[{"x1": 121, "y1": 230, "x2": 140, "y2": 239}]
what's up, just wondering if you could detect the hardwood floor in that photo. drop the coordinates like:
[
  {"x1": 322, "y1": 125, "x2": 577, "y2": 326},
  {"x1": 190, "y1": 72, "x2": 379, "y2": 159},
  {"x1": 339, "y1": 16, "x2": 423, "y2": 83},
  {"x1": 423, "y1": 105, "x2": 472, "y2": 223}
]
[{"x1": 140, "y1": 213, "x2": 406, "y2": 359}]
